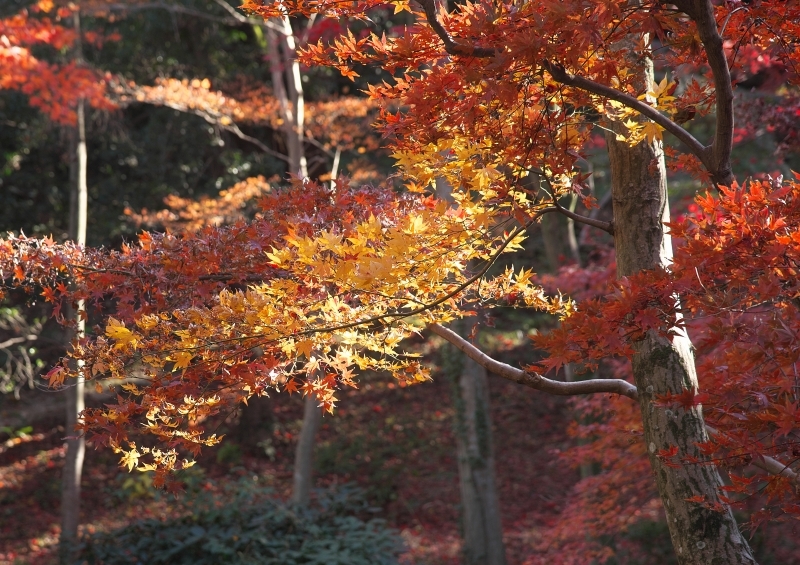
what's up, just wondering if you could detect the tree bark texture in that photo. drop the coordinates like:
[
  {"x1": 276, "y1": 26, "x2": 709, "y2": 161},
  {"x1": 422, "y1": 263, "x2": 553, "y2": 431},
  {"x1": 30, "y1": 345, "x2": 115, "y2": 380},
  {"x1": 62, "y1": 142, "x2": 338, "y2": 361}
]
[
  {"x1": 605, "y1": 43, "x2": 755, "y2": 564},
  {"x1": 291, "y1": 393, "x2": 322, "y2": 506},
  {"x1": 60, "y1": 14, "x2": 87, "y2": 560},
  {"x1": 441, "y1": 321, "x2": 507, "y2": 565}
]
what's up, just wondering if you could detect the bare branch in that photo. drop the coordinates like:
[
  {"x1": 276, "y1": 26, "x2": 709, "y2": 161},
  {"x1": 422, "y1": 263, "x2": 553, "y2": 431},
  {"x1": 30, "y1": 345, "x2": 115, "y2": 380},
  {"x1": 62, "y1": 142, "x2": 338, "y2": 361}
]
[
  {"x1": 417, "y1": 0, "x2": 495, "y2": 57},
  {"x1": 111, "y1": 86, "x2": 291, "y2": 163},
  {"x1": 542, "y1": 63, "x2": 713, "y2": 170},
  {"x1": 429, "y1": 323, "x2": 639, "y2": 400},
  {"x1": 224, "y1": 122, "x2": 292, "y2": 163},
  {"x1": 431, "y1": 324, "x2": 799, "y2": 482},
  {"x1": 705, "y1": 425, "x2": 799, "y2": 482},
  {"x1": 99, "y1": 2, "x2": 242, "y2": 26},
  {"x1": 0, "y1": 335, "x2": 38, "y2": 350},
  {"x1": 683, "y1": 0, "x2": 735, "y2": 186},
  {"x1": 546, "y1": 195, "x2": 614, "y2": 235},
  {"x1": 209, "y1": 0, "x2": 288, "y2": 34}
]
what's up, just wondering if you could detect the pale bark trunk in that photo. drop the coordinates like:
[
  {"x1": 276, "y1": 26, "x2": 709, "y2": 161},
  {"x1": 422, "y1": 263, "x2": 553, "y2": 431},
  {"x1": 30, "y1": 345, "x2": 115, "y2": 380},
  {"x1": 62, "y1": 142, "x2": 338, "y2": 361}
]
[
  {"x1": 265, "y1": 19, "x2": 317, "y2": 506},
  {"x1": 291, "y1": 393, "x2": 321, "y2": 506},
  {"x1": 60, "y1": 13, "x2": 87, "y2": 561},
  {"x1": 265, "y1": 19, "x2": 307, "y2": 178},
  {"x1": 441, "y1": 320, "x2": 507, "y2": 565},
  {"x1": 606, "y1": 41, "x2": 755, "y2": 565}
]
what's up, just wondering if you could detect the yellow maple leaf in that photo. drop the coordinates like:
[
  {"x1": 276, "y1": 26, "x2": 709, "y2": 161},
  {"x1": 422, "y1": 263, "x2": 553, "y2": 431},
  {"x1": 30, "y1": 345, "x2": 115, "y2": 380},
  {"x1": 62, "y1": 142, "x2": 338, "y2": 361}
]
[
  {"x1": 173, "y1": 351, "x2": 194, "y2": 372},
  {"x1": 393, "y1": 0, "x2": 412, "y2": 14},
  {"x1": 120, "y1": 447, "x2": 141, "y2": 472},
  {"x1": 296, "y1": 339, "x2": 314, "y2": 359},
  {"x1": 643, "y1": 122, "x2": 664, "y2": 144},
  {"x1": 135, "y1": 314, "x2": 159, "y2": 331},
  {"x1": 105, "y1": 317, "x2": 138, "y2": 350}
]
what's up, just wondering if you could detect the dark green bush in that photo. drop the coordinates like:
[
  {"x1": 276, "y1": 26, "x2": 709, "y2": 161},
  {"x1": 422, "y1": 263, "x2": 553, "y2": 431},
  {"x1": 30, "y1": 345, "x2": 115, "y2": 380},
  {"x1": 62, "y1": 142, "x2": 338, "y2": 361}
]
[{"x1": 76, "y1": 482, "x2": 404, "y2": 565}]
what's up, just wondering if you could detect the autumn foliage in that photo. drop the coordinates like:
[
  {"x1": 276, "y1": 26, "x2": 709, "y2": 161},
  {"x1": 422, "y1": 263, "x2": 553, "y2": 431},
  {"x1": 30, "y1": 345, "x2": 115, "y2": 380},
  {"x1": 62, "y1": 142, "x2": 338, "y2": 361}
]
[
  {"x1": 0, "y1": 0, "x2": 113, "y2": 124},
  {"x1": 2, "y1": 0, "x2": 800, "y2": 559}
]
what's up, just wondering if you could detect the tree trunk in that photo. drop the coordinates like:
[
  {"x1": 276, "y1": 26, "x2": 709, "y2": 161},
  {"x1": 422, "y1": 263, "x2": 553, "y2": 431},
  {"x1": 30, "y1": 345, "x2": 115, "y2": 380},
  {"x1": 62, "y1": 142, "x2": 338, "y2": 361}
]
[
  {"x1": 264, "y1": 18, "x2": 318, "y2": 506},
  {"x1": 291, "y1": 393, "x2": 321, "y2": 506},
  {"x1": 441, "y1": 320, "x2": 507, "y2": 565},
  {"x1": 60, "y1": 13, "x2": 87, "y2": 562},
  {"x1": 605, "y1": 41, "x2": 755, "y2": 565},
  {"x1": 436, "y1": 172, "x2": 508, "y2": 564},
  {"x1": 265, "y1": 19, "x2": 307, "y2": 179}
]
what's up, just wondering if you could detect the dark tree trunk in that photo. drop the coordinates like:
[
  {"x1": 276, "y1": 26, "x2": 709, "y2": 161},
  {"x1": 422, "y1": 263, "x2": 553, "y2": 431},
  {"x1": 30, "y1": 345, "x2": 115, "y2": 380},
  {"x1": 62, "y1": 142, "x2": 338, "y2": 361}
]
[{"x1": 442, "y1": 320, "x2": 507, "y2": 565}]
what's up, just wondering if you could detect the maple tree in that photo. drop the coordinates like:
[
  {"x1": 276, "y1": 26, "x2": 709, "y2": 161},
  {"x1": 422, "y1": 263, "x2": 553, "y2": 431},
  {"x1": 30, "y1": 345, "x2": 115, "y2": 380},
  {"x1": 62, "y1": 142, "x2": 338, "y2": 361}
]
[
  {"x1": 2, "y1": 0, "x2": 800, "y2": 563},
  {"x1": 0, "y1": 0, "x2": 112, "y2": 124}
]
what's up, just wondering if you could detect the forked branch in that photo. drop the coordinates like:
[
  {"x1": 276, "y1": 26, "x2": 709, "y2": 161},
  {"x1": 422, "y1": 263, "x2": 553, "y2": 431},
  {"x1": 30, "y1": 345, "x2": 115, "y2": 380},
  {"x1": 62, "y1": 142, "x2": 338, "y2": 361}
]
[
  {"x1": 415, "y1": 0, "x2": 713, "y2": 173},
  {"x1": 673, "y1": 0, "x2": 735, "y2": 186}
]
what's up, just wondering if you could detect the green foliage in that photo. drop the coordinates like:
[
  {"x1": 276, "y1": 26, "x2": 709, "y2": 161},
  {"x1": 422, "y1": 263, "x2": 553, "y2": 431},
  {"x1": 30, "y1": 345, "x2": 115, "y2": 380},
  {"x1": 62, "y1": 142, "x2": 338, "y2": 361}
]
[
  {"x1": 76, "y1": 481, "x2": 404, "y2": 565},
  {"x1": 0, "y1": 425, "x2": 32, "y2": 439},
  {"x1": 216, "y1": 442, "x2": 243, "y2": 465}
]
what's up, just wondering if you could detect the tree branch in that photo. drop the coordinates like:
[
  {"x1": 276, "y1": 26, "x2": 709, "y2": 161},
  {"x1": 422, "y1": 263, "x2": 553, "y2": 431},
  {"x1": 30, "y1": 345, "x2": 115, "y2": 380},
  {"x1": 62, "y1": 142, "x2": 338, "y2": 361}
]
[
  {"x1": 705, "y1": 426, "x2": 798, "y2": 483},
  {"x1": 546, "y1": 194, "x2": 615, "y2": 235},
  {"x1": 0, "y1": 335, "x2": 38, "y2": 350},
  {"x1": 429, "y1": 323, "x2": 639, "y2": 399},
  {"x1": 431, "y1": 323, "x2": 799, "y2": 482},
  {"x1": 542, "y1": 63, "x2": 712, "y2": 170},
  {"x1": 684, "y1": 0, "x2": 735, "y2": 186},
  {"x1": 208, "y1": 0, "x2": 279, "y2": 31},
  {"x1": 416, "y1": 0, "x2": 713, "y2": 171},
  {"x1": 417, "y1": 0, "x2": 495, "y2": 57},
  {"x1": 99, "y1": 2, "x2": 244, "y2": 26},
  {"x1": 110, "y1": 85, "x2": 291, "y2": 163}
]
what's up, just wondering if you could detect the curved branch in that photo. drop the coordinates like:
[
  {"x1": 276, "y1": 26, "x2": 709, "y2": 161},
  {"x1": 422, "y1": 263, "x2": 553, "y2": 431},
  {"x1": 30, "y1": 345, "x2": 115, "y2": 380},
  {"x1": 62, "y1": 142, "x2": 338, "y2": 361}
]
[
  {"x1": 100, "y1": 2, "x2": 287, "y2": 34},
  {"x1": 224, "y1": 122, "x2": 292, "y2": 163},
  {"x1": 121, "y1": 94, "x2": 291, "y2": 163},
  {"x1": 0, "y1": 335, "x2": 38, "y2": 350},
  {"x1": 416, "y1": 0, "x2": 712, "y2": 171},
  {"x1": 417, "y1": 0, "x2": 494, "y2": 57},
  {"x1": 542, "y1": 63, "x2": 712, "y2": 170},
  {"x1": 546, "y1": 195, "x2": 614, "y2": 235},
  {"x1": 431, "y1": 323, "x2": 799, "y2": 482},
  {"x1": 429, "y1": 323, "x2": 639, "y2": 400},
  {"x1": 705, "y1": 425, "x2": 798, "y2": 483}
]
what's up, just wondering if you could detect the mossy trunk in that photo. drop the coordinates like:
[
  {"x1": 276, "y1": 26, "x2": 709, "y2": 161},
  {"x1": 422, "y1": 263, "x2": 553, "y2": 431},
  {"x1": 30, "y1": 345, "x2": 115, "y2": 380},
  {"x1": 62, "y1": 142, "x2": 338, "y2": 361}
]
[
  {"x1": 442, "y1": 320, "x2": 507, "y2": 565},
  {"x1": 605, "y1": 46, "x2": 755, "y2": 565}
]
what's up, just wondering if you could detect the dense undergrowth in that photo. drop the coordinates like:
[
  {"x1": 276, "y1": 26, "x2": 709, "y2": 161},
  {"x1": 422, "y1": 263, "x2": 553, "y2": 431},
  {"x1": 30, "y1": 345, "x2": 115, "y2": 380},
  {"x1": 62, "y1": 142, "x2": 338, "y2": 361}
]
[{"x1": 75, "y1": 481, "x2": 402, "y2": 565}]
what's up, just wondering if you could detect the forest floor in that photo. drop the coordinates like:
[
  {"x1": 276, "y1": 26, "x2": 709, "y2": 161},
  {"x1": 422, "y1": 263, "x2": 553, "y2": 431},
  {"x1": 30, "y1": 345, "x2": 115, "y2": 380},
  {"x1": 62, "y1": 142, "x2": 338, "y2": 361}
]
[
  {"x1": 0, "y1": 328, "x2": 578, "y2": 565},
  {"x1": 1, "y1": 329, "x2": 798, "y2": 564}
]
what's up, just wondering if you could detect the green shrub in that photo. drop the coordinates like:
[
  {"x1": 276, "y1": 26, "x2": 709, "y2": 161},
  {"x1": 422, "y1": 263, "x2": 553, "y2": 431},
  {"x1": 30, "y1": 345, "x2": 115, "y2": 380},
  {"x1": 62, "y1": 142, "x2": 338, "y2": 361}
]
[{"x1": 76, "y1": 482, "x2": 404, "y2": 565}]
